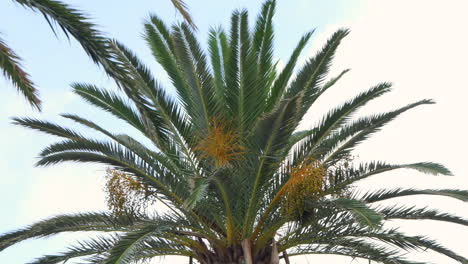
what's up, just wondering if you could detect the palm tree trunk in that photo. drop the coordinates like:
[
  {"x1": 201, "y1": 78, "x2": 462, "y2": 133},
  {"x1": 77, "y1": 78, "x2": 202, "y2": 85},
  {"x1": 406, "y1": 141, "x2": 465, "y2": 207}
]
[
  {"x1": 283, "y1": 251, "x2": 290, "y2": 264},
  {"x1": 197, "y1": 242, "x2": 280, "y2": 264},
  {"x1": 242, "y1": 239, "x2": 254, "y2": 264}
]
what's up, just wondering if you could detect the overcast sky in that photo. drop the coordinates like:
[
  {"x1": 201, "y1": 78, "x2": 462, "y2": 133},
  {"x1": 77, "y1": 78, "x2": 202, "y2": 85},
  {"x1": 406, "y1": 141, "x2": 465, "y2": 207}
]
[{"x1": 1, "y1": 0, "x2": 467, "y2": 263}]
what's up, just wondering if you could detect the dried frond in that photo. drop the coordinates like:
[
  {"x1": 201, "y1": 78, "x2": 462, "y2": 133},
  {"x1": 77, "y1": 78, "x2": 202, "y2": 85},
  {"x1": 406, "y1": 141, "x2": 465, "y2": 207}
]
[
  {"x1": 104, "y1": 169, "x2": 154, "y2": 216},
  {"x1": 170, "y1": 0, "x2": 197, "y2": 30},
  {"x1": 195, "y1": 119, "x2": 244, "y2": 168},
  {"x1": 281, "y1": 159, "x2": 326, "y2": 215}
]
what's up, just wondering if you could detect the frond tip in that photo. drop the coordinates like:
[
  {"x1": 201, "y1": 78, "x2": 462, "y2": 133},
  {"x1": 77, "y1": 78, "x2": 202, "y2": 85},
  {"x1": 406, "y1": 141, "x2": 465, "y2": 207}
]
[{"x1": 0, "y1": 36, "x2": 40, "y2": 109}]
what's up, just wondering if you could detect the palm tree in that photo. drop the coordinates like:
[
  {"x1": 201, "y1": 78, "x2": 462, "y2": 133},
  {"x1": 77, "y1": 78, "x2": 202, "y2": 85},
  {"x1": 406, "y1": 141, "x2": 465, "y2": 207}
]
[
  {"x1": 1, "y1": 1, "x2": 467, "y2": 263},
  {"x1": 1, "y1": 0, "x2": 194, "y2": 110}
]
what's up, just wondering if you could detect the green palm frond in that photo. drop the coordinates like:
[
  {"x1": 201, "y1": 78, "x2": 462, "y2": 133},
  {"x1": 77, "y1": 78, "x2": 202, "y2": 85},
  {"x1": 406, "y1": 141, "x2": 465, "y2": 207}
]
[
  {"x1": 184, "y1": 177, "x2": 211, "y2": 209},
  {"x1": 145, "y1": 15, "x2": 191, "y2": 106},
  {"x1": 327, "y1": 161, "x2": 452, "y2": 193},
  {"x1": 379, "y1": 205, "x2": 468, "y2": 226},
  {"x1": 318, "y1": 198, "x2": 383, "y2": 229},
  {"x1": 360, "y1": 229, "x2": 468, "y2": 263},
  {"x1": 320, "y1": 68, "x2": 350, "y2": 92},
  {"x1": 171, "y1": 23, "x2": 214, "y2": 130},
  {"x1": 224, "y1": 11, "x2": 241, "y2": 120},
  {"x1": 61, "y1": 114, "x2": 188, "y2": 178},
  {"x1": 12, "y1": 117, "x2": 84, "y2": 139},
  {"x1": 266, "y1": 31, "x2": 314, "y2": 111},
  {"x1": 208, "y1": 27, "x2": 229, "y2": 111},
  {"x1": 288, "y1": 238, "x2": 418, "y2": 264},
  {"x1": 27, "y1": 235, "x2": 117, "y2": 264},
  {"x1": 359, "y1": 188, "x2": 468, "y2": 203},
  {"x1": 5, "y1": 0, "x2": 196, "y2": 109},
  {"x1": 72, "y1": 83, "x2": 147, "y2": 133},
  {"x1": 253, "y1": 0, "x2": 276, "y2": 91},
  {"x1": 296, "y1": 82, "x2": 392, "y2": 160},
  {"x1": 237, "y1": 10, "x2": 263, "y2": 132},
  {"x1": 0, "y1": 213, "x2": 137, "y2": 251},
  {"x1": 104, "y1": 223, "x2": 161, "y2": 264},
  {"x1": 14, "y1": 0, "x2": 129, "y2": 84},
  {"x1": 244, "y1": 96, "x2": 300, "y2": 235},
  {"x1": 0, "y1": 35, "x2": 40, "y2": 109},
  {"x1": 286, "y1": 28, "x2": 349, "y2": 117},
  {"x1": 5, "y1": 0, "x2": 117, "y2": 110},
  {"x1": 38, "y1": 148, "x2": 187, "y2": 205},
  {"x1": 110, "y1": 40, "x2": 193, "y2": 146},
  {"x1": 14, "y1": 0, "x2": 107, "y2": 62},
  {"x1": 319, "y1": 99, "x2": 434, "y2": 164},
  {"x1": 287, "y1": 223, "x2": 467, "y2": 262}
]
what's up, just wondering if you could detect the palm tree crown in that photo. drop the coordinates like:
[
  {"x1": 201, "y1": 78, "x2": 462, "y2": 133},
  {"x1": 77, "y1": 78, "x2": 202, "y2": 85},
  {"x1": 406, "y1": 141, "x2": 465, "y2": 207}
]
[{"x1": 1, "y1": 1, "x2": 467, "y2": 263}]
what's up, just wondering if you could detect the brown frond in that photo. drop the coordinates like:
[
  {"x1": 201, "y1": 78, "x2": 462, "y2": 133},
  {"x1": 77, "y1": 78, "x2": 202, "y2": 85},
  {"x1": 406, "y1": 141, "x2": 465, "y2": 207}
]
[{"x1": 170, "y1": 0, "x2": 197, "y2": 30}]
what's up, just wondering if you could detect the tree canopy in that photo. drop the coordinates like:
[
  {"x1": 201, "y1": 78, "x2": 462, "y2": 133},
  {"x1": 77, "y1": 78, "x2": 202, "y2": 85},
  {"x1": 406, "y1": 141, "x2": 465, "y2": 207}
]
[{"x1": 1, "y1": 1, "x2": 467, "y2": 263}]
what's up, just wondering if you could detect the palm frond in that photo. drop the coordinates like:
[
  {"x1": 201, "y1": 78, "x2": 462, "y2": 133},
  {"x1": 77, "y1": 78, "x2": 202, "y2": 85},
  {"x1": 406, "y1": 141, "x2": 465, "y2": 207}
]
[
  {"x1": 12, "y1": 117, "x2": 83, "y2": 139},
  {"x1": 379, "y1": 205, "x2": 468, "y2": 226},
  {"x1": 267, "y1": 31, "x2": 313, "y2": 111},
  {"x1": 37, "y1": 147, "x2": 188, "y2": 205},
  {"x1": 320, "y1": 198, "x2": 383, "y2": 229},
  {"x1": 237, "y1": 10, "x2": 262, "y2": 132},
  {"x1": 288, "y1": 238, "x2": 417, "y2": 264},
  {"x1": 319, "y1": 99, "x2": 434, "y2": 164},
  {"x1": 359, "y1": 188, "x2": 468, "y2": 203},
  {"x1": 144, "y1": 15, "x2": 192, "y2": 108},
  {"x1": 171, "y1": 23, "x2": 214, "y2": 130},
  {"x1": 244, "y1": 97, "x2": 300, "y2": 236},
  {"x1": 286, "y1": 29, "x2": 349, "y2": 117},
  {"x1": 253, "y1": 0, "x2": 276, "y2": 91},
  {"x1": 13, "y1": 116, "x2": 176, "y2": 181},
  {"x1": 110, "y1": 40, "x2": 192, "y2": 145},
  {"x1": 55, "y1": 114, "x2": 185, "y2": 177},
  {"x1": 358, "y1": 229, "x2": 468, "y2": 263},
  {"x1": 224, "y1": 11, "x2": 241, "y2": 119},
  {"x1": 320, "y1": 69, "x2": 350, "y2": 91},
  {"x1": 0, "y1": 213, "x2": 137, "y2": 251},
  {"x1": 14, "y1": 0, "x2": 128, "y2": 83},
  {"x1": 184, "y1": 175, "x2": 214, "y2": 210},
  {"x1": 208, "y1": 27, "x2": 229, "y2": 111},
  {"x1": 72, "y1": 83, "x2": 147, "y2": 133},
  {"x1": 27, "y1": 235, "x2": 117, "y2": 264},
  {"x1": 0, "y1": 36, "x2": 40, "y2": 109},
  {"x1": 104, "y1": 223, "x2": 160, "y2": 264},
  {"x1": 295, "y1": 82, "x2": 392, "y2": 162},
  {"x1": 328, "y1": 161, "x2": 452, "y2": 193}
]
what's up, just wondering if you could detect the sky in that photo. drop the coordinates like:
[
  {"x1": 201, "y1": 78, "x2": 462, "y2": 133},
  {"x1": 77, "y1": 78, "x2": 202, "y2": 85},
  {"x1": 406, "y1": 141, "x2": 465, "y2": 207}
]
[{"x1": 0, "y1": 0, "x2": 467, "y2": 263}]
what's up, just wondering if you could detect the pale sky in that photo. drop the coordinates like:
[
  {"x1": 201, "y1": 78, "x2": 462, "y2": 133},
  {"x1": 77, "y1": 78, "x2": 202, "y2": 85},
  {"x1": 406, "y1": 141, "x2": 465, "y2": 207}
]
[{"x1": 1, "y1": 1, "x2": 467, "y2": 263}]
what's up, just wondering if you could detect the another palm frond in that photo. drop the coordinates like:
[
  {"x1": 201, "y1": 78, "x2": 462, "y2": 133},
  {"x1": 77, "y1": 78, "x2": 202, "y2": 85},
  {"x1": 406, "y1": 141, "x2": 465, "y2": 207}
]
[{"x1": 0, "y1": 35, "x2": 40, "y2": 109}]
